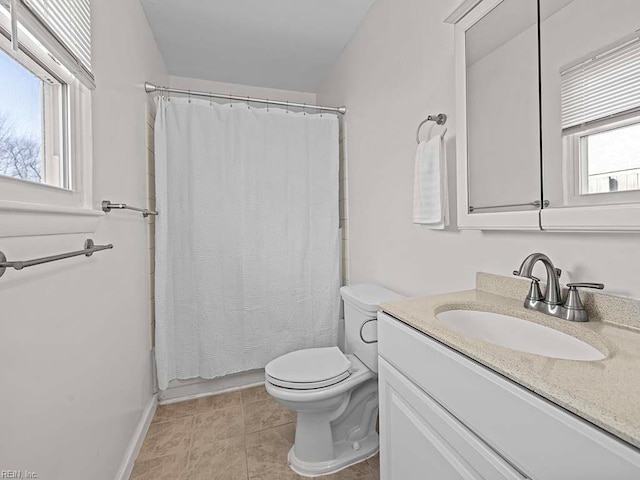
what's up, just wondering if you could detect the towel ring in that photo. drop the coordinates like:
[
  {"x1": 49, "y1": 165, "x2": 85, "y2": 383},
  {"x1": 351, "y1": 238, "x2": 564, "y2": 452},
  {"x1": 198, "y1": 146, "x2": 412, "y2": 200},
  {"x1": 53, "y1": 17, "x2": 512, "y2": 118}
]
[{"x1": 416, "y1": 113, "x2": 447, "y2": 144}]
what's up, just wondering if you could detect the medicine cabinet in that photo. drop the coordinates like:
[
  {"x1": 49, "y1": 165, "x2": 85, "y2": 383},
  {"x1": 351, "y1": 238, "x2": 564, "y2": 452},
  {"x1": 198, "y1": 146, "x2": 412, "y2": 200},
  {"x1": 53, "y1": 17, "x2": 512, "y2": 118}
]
[{"x1": 451, "y1": 0, "x2": 640, "y2": 231}]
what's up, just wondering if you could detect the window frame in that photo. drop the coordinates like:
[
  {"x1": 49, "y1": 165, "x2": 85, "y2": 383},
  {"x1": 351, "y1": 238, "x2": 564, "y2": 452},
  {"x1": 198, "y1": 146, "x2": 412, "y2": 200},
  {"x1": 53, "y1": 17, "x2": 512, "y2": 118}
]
[
  {"x1": 561, "y1": 111, "x2": 640, "y2": 208},
  {"x1": 0, "y1": 8, "x2": 99, "y2": 238}
]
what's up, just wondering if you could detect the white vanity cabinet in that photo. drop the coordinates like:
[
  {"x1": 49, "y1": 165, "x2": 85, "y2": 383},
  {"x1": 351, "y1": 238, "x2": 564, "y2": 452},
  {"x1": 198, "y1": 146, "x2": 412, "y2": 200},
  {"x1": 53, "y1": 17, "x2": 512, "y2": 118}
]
[{"x1": 377, "y1": 312, "x2": 640, "y2": 480}]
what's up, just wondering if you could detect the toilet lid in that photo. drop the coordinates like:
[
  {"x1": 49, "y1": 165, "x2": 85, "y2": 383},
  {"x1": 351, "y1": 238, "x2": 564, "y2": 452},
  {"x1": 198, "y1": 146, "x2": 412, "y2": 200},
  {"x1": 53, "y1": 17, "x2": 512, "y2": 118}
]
[{"x1": 265, "y1": 347, "x2": 352, "y2": 390}]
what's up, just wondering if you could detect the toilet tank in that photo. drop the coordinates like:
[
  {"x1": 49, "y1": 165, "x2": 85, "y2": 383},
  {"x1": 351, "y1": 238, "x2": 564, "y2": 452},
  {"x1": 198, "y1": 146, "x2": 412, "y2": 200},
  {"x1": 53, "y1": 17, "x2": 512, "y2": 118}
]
[{"x1": 340, "y1": 284, "x2": 405, "y2": 373}]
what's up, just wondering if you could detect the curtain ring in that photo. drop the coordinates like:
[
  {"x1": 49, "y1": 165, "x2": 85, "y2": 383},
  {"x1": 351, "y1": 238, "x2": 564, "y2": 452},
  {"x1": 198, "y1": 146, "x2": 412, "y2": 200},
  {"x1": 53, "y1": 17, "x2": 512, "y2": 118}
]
[
  {"x1": 247, "y1": 96, "x2": 251, "y2": 109},
  {"x1": 303, "y1": 103, "x2": 307, "y2": 116},
  {"x1": 286, "y1": 101, "x2": 289, "y2": 113},
  {"x1": 188, "y1": 90, "x2": 191, "y2": 103},
  {"x1": 229, "y1": 93, "x2": 233, "y2": 108},
  {"x1": 266, "y1": 99, "x2": 270, "y2": 112},
  {"x1": 209, "y1": 92, "x2": 213, "y2": 107}
]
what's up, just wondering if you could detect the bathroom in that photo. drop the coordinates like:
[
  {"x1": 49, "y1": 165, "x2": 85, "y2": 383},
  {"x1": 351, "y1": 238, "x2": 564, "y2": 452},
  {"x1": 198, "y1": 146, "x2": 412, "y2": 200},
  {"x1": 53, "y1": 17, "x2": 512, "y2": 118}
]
[{"x1": 1, "y1": 0, "x2": 640, "y2": 478}]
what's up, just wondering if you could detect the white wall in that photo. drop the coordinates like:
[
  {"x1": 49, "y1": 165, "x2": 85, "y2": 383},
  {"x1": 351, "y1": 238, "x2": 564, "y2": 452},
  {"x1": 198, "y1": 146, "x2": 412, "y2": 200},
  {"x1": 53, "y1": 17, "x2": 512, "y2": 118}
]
[
  {"x1": 0, "y1": 1, "x2": 167, "y2": 478},
  {"x1": 317, "y1": 0, "x2": 640, "y2": 299}
]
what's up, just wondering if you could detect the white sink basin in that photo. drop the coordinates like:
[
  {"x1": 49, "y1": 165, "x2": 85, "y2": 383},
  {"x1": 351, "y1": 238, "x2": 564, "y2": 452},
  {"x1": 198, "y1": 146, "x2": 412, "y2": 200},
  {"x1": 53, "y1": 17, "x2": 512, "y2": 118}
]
[{"x1": 436, "y1": 310, "x2": 605, "y2": 361}]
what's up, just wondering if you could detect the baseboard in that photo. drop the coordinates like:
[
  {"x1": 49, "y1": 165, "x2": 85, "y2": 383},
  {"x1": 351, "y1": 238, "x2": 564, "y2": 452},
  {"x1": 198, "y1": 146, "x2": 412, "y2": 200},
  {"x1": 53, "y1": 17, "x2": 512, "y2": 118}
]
[
  {"x1": 158, "y1": 369, "x2": 265, "y2": 404},
  {"x1": 114, "y1": 394, "x2": 158, "y2": 480}
]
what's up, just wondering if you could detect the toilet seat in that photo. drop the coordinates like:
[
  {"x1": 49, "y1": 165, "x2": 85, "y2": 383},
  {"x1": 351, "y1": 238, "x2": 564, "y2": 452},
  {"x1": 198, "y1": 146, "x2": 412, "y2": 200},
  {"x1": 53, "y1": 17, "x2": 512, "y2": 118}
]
[{"x1": 265, "y1": 347, "x2": 352, "y2": 390}]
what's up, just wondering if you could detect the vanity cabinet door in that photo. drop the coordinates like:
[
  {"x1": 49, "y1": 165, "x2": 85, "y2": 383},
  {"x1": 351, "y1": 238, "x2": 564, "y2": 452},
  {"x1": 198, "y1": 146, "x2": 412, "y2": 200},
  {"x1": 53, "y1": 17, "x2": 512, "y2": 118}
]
[{"x1": 378, "y1": 357, "x2": 526, "y2": 480}]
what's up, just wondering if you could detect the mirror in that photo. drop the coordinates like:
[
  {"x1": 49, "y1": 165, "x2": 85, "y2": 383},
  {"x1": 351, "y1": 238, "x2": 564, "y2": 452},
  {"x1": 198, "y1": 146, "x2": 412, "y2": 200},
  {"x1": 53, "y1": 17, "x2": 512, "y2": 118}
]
[
  {"x1": 465, "y1": 0, "x2": 541, "y2": 214},
  {"x1": 540, "y1": 0, "x2": 640, "y2": 209}
]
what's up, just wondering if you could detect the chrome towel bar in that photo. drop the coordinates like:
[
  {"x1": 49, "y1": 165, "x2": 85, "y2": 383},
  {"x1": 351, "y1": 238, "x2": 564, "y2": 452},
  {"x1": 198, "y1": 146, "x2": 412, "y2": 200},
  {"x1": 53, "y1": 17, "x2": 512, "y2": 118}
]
[
  {"x1": 102, "y1": 200, "x2": 158, "y2": 218},
  {"x1": 0, "y1": 239, "x2": 113, "y2": 278}
]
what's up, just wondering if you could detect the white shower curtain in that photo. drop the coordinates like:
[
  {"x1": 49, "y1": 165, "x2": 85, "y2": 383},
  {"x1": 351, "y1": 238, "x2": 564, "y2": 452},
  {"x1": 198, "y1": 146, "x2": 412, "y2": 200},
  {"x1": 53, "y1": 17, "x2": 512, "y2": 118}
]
[{"x1": 154, "y1": 97, "x2": 341, "y2": 390}]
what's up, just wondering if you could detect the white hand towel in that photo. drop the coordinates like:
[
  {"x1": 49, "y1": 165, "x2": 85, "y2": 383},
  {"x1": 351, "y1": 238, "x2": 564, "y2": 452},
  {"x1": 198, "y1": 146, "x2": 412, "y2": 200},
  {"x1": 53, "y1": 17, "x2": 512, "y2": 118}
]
[{"x1": 412, "y1": 134, "x2": 449, "y2": 229}]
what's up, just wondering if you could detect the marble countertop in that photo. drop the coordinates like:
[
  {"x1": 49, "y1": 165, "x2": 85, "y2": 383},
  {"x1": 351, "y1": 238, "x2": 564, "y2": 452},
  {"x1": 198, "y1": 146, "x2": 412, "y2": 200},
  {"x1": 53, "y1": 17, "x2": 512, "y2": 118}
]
[{"x1": 380, "y1": 273, "x2": 640, "y2": 449}]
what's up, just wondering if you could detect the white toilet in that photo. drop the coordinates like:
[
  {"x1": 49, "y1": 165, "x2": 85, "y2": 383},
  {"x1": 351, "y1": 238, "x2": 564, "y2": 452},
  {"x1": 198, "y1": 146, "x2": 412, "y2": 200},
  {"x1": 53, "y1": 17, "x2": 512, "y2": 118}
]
[{"x1": 265, "y1": 284, "x2": 404, "y2": 477}]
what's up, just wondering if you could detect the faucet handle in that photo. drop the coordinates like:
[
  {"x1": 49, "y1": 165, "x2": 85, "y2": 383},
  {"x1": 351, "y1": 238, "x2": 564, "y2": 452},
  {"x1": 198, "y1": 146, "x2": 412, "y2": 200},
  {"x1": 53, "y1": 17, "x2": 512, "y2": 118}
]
[
  {"x1": 566, "y1": 283, "x2": 604, "y2": 290},
  {"x1": 526, "y1": 276, "x2": 543, "y2": 302},
  {"x1": 564, "y1": 283, "x2": 605, "y2": 316},
  {"x1": 513, "y1": 270, "x2": 542, "y2": 302}
]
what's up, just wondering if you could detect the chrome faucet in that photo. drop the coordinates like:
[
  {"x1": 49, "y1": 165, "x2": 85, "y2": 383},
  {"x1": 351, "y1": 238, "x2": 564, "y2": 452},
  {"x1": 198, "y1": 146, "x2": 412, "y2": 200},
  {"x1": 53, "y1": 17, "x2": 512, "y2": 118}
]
[{"x1": 513, "y1": 253, "x2": 604, "y2": 322}]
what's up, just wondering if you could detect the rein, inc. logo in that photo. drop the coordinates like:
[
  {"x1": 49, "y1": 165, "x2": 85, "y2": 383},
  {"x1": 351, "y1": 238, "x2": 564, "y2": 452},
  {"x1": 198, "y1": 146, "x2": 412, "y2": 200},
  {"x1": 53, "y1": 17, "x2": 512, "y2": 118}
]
[{"x1": 0, "y1": 471, "x2": 38, "y2": 479}]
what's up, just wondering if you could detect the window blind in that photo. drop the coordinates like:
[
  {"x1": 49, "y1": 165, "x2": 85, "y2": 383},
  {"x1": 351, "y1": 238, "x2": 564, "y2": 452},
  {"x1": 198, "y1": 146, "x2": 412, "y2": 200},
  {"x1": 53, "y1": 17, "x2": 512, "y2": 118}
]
[
  {"x1": 24, "y1": 0, "x2": 91, "y2": 71},
  {"x1": 1, "y1": 0, "x2": 94, "y2": 87},
  {"x1": 561, "y1": 36, "x2": 640, "y2": 130}
]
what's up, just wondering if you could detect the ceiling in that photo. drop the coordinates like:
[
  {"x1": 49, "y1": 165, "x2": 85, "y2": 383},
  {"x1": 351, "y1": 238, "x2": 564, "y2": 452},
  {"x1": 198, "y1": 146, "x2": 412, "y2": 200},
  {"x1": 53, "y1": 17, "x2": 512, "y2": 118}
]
[{"x1": 140, "y1": 0, "x2": 376, "y2": 92}]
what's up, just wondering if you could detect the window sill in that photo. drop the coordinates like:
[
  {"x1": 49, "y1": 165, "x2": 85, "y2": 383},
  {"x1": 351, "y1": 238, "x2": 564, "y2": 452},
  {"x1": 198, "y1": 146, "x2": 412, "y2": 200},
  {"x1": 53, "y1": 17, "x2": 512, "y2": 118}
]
[{"x1": 0, "y1": 200, "x2": 104, "y2": 238}]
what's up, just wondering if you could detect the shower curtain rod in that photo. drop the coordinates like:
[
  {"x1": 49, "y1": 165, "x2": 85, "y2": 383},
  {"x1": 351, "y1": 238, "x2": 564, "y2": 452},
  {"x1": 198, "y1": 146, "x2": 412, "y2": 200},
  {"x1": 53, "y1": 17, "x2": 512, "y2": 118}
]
[{"x1": 144, "y1": 82, "x2": 347, "y2": 115}]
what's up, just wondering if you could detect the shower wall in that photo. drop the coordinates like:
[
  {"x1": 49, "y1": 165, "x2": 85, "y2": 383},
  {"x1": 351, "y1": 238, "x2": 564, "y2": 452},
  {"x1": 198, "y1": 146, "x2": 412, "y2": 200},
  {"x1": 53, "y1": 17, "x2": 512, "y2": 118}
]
[
  {"x1": 339, "y1": 120, "x2": 350, "y2": 285},
  {"x1": 147, "y1": 108, "x2": 157, "y2": 351}
]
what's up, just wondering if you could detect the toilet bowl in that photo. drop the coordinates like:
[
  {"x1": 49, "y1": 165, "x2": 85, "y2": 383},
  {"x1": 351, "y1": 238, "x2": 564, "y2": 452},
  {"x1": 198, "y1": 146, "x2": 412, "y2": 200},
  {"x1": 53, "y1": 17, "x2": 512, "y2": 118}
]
[{"x1": 265, "y1": 284, "x2": 404, "y2": 477}]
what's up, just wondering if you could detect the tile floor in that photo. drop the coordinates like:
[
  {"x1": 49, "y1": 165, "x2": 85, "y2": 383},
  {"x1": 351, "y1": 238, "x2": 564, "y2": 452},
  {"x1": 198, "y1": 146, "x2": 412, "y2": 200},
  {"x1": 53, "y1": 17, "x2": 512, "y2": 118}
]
[{"x1": 130, "y1": 385, "x2": 380, "y2": 479}]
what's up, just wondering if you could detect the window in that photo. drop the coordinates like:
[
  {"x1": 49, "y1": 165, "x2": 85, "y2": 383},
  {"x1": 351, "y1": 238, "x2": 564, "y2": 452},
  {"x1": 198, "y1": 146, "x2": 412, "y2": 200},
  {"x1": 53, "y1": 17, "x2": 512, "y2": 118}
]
[
  {"x1": 0, "y1": 49, "x2": 43, "y2": 183},
  {"x1": 561, "y1": 33, "x2": 640, "y2": 202},
  {"x1": 581, "y1": 120, "x2": 640, "y2": 195},
  {"x1": 0, "y1": 37, "x2": 67, "y2": 187},
  {"x1": 0, "y1": 0, "x2": 96, "y2": 237}
]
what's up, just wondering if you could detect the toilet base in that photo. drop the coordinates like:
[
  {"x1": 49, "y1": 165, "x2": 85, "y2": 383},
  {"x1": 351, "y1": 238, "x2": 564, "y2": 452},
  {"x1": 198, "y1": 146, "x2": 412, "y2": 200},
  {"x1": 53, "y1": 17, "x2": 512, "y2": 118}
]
[
  {"x1": 266, "y1": 356, "x2": 379, "y2": 477},
  {"x1": 288, "y1": 432, "x2": 379, "y2": 478}
]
